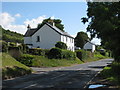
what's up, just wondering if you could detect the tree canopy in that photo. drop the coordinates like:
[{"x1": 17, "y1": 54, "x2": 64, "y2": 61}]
[
  {"x1": 82, "y1": 2, "x2": 120, "y2": 61},
  {"x1": 37, "y1": 18, "x2": 65, "y2": 32},
  {"x1": 75, "y1": 32, "x2": 89, "y2": 49}
]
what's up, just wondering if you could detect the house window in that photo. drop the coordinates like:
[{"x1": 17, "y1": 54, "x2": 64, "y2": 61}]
[
  {"x1": 66, "y1": 37, "x2": 67, "y2": 42},
  {"x1": 37, "y1": 36, "x2": 40, "y2": 42},
  {"x1": 72, "y1": 39, "x2": 73, "y2": 43}
]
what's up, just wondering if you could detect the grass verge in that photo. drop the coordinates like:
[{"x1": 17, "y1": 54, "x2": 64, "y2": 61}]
[
  {"x1": 1, "y1": 53, "x2": 32, "y2": 80},
  {"x1": 100, "y1": 61, "x2": 120, "y2": 87},
  {"x1": 32, "y1": 55, "x2": 83, "y2": 67},
  {"x1": 83, "y1": 52, "x2": 109, "y2": 63}
]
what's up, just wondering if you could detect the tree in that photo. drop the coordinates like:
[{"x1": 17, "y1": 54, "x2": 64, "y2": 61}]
[
  {"x1": 82, "y1": 2, "x2": 120, "y2": 62},
  {"x1": 37, "y1": 18, "x2": 64, "y2": 32},
  {"x1": 75, "y1": 32, "x2": 89, "y2": 49}
]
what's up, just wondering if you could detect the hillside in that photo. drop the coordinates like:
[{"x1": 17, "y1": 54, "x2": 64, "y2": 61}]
[{"x1": 0, "y1": 26, "x2": 24, "y2": 43}]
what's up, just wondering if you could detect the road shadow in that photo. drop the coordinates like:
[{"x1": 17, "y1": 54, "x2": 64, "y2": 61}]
[
  {"x1": 88, "y1": 66, "x2": 105, "y2": 69},
  {"x1": 2, "y1": 69, "x2": 99, "y2": 90}
]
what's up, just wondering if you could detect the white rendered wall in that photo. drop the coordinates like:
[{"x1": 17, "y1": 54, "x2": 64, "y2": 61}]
[
  {"x1": 61, "y1": 35, "x2": 74, "y2": 51},
  {"x1": 24, "y1": 37, "x2": 32, "y2": 45},
  {"x1": 32, "y1": 24, "x2": 61, "y2": 49},
  {"x1": 83, "y1": 42, "x2": 95, "y2": 52}
]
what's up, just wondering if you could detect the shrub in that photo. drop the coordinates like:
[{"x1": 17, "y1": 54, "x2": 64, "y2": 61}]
[
  {"x1": 18, "y1": 44, "x2": 29, "y2": 54},
  {"x1": 29, "y1": 48, "x2": 46, "y2": 56},
  {"x1": 55, "y1": 41, "x2": 67, "y2": 49},
  {"x1": 1, "y1": 41, "x2": 8, "y2": 52},
  {"x1": 17, "y1": 54, "x2": 34, "y2": 66},
  {"x1": 62, "y1": 50, "x2": 76, "y2": 60},
  {"x1": 9, "y1": 42, "x2": 16, "y2": 47},
  {"x1": 75, "y1": 50, "x2": 92, "y2": 60},
  {"x1": 48, "y1": 48, "x2": 62, "y2": 59},
  {"x1": 48, "y1": 48, "x2": 76, "y2": 60},
  {"x1": 43, "y1": 49, "x2": 50, "y2": 57}
]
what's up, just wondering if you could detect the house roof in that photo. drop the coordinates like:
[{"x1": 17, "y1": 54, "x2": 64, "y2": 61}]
[
  {"x1": 86, "y1": 41, "x2": 96, "y2": 45},
  {"x1": 24, "y1": 23, "x2": 74, "y2": 38}
]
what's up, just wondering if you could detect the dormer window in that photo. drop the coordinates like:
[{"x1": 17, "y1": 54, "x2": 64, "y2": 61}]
[{"x1": 37, "y1": 36, "x2": 40, "y2": 42}]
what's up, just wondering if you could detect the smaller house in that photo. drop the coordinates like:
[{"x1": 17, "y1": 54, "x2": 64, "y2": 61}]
[{"x1": 83, "y1": 41, "x2": 96, "y2": 52}]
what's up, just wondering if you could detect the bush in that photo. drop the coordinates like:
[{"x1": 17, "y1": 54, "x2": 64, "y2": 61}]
[
  {"x1": 48, "y1": 48, "x2": 62, "y2": 59},
  {"x1": 55, "y1": 41, "x2": 67, "y2": 49},
  {"x1": 75, "y1": 50, "x2": 92, "y2": 60},
  {"x1": 48, "y1": 48, "x2": 76, "y2": 60},
  {"x1": 17, "y1": 54, "x2": 34, "y2": 66},
  {"x1": 9, "y1": 42, "x2": 16, "y2": 47},
  {"x1": 1, "y1": 41, "x2": 8, "y2": 52},
  {"x1": 29, "y1": 48, "x2": 48, "y2": 56},
  {"x1": 43, "y1": 49, "x2": 50, "y2": 57},
  {"x1": 18, "y1": 44, "x2": 29, "y2": 54},
  {"x1": 62, "y1": 50, "x2": 76, "y2": 60}
]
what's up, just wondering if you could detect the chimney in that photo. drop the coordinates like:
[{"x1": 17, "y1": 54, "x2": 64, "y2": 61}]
[
  {"x1": 48, "y1": 19, "x2": 55, "y2": 26},
  {"x1": 27, "y1": 24, "x2": 31, "y2": 30}
]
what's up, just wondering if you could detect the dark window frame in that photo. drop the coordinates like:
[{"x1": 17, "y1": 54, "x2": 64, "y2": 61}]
[{"x1": 37, "y1": 36, "x2": 40, "y2": 42}]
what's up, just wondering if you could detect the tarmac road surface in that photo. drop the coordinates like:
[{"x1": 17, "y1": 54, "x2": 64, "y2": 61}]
[{"x1": 2, "y1": 59, "x2": 113, "y2": 89}]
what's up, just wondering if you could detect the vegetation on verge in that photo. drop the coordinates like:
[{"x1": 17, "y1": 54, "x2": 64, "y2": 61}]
[
  {"x1": 1, "y1": 53, "x2": 32, "y2": 80},
  {"x1": 100, "y1": 62, "x2": 120, "y2": 87},
  {"x1": 75, "y1": 50, "x2": 108, "y2": 62},
  {"x1": 32, "y1": 56, "x2": 82, "y2": 67}
]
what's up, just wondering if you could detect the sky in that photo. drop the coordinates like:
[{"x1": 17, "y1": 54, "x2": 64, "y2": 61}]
[{"x1": 0, "y1": 2, "x2": 101, "y2": 45}]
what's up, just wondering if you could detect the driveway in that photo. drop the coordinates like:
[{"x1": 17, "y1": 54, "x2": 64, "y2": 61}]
[{"x1": 2, "y1": 59, "x2": 113, "y2": 89}]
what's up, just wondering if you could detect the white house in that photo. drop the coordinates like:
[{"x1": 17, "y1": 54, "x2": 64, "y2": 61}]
[
  {"x1": 83, "y1": 41, "x2": 96, "y2": 52},
  {"x1": 24, "y1": 23, "x2": 74, "y2": 51}
]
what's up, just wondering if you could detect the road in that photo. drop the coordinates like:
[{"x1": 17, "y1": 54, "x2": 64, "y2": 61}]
[{"x1": 2, "y1": 59, "x2": 113, "y2": 89}]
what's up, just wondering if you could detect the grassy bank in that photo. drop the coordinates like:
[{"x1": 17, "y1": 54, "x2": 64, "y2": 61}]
[
  {"x1": 1, "y1": 53, "x2": 32, "y2": 80},
  {"x1": 83, "y1": 52, "x2": 109, "y2": 63},
  {"x1": 32, "y1": 55, "x2": 83, "y2": 67},
  {"x1": 100, "y1": 62, "x2": 120, "y2": 87}
]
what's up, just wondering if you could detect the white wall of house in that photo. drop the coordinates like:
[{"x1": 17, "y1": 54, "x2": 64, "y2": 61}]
[
  {"x1": 24, "y1": 37, "x2": 32, "y2": 45},
  {"x1": 31, "y1": 24, "x2": 61, "y2": 49},
  {"x1": 83, "y1": 42, "x2": 95, "y2": 52},
  {"x1": 24, "y1": 24, "x2": 74, "y2": 51},
  {"x1": 61, "y1": 35, "x2": 74, "y2": 51}
]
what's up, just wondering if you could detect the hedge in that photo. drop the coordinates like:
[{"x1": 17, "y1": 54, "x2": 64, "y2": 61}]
[
  {"x1": 75, "y1": 50, "x2": 93, "y2": 60},
  {"x1": 1, "y1": 41, "x2": 8, "y2": 52},
  {"x1": 48, "y1": 48, "x2": 62, "y2": 59},
  {"x1": 48, "y1": 47, "x2": 76, "y2": 60},
  {"x1": 17, "y1": 54, "x2": 34, "y2": 66},
  {"x1": 28, "y1": 48, "x2": 49, "y2": 57},
  {"x1": 62, "y1": 49, "x2": 76, "y2": 60}
]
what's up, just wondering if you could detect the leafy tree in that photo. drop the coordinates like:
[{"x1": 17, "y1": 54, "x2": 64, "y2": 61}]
[
  {"x1": 37, "y1": 18, "x2": 64, "y2": 32},
  {"x1": 75, "y1": 32, "x2": 89, "y2": 49},
  {"x1": 55, "y1": 41, "x2": 67, "y2": 49},
  {"x1": 82, "y1": 2, "x2": 120, "y2": 62}
]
